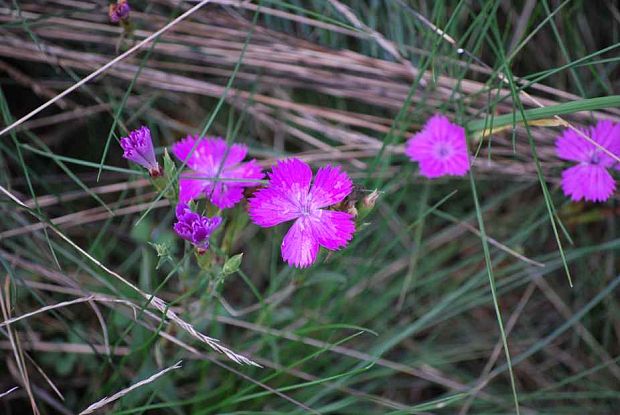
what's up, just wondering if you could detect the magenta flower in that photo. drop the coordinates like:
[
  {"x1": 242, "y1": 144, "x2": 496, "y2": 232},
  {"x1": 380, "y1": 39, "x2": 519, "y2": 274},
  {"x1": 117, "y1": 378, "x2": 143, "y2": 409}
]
[
  {"x1": 405, "y1": 114, "x2": 470, "y2": 178},
  {"x1": 173, "y1": 203, "x2": 222, "y2": 252},
  {"x1": 248, "y1": 159, "x2": 355, "y2": 268},
  {"x1": 109, "y1": 0, "x2": 130, "y2": 23},
  {"x1": 120, "y1": 126, "x2": 162, "y2": 176},
  {"x1": 556, "y1": 120, "x2": 620, "y2": 202},
  {"x1": 171, "y1": 136, "x2": 264, "y2": 209}
]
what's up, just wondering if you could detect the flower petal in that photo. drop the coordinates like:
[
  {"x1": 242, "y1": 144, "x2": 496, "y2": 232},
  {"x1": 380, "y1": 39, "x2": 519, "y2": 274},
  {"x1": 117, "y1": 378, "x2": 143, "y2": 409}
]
[
  {"x1": 191, "y1": 216, "x2": 222, "y2": 249},
  {"x1": 281, "y1": 218, "x2": 319, "y2": 268},
  {"x1": 172, "y1": 136, "x2": 239, "y2": 172},
  {"x1": 209, "y1": 184, "x2": 245, "y2": 209},
  {"x1": 223, "y1": 143, "x2": 250, "y2": 167},
  {"x1": 248, "y1": 186, "x2": 300, "y2": 227},
  {"x1": 178, "y1": 177, "x2": 207, "y2": 203},
  {"x1": 425, "y1": 114, "x2": 461, "y2": 140},
  {"x1": 175, "y1": 202, "x2": 199, "y2": 222},
  {"x1": 405, "y1": 133, "x2": 432, "y2": 163},
  {"x1": 173, "y1": 221, "x2": 193, "y2": 241},
  {"x1": 590, "y1": 120, "x2": 620, "y2": 153},
  {"x1": 418, "y1": 155, "x2": 469, "y2": 179},
  {"x1": 223, "y1": 159, "x2": 264, "y2": 187},
  {"x1": 561, "y1": 164, "x2": 615, "y2": 203},
  {"x1": 556, "y1": 121, "x2": 620, "y2": 167},
  {"x1": 556, "y1": 129, "x2": 596, "y2": 163},
  {"x1": 171, "y1": 135, "x2": 203, "y2": 170},
  {"x1": 268, "y1": 159, "x2": 312, "y2": 197},
  {"x1": 308, "y1": 165, "x2": 353, "y2": 209},
  {"x1": 309, "y1": 209, "x2": 355, "y2": 250}
]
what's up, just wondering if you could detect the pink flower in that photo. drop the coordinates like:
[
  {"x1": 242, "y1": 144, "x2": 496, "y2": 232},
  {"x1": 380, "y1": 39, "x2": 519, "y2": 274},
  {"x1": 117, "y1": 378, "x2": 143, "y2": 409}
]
[
  {"x1": 405, "y1": 115, "x2": 470, "y2": 178},
  {"x1": 120, "y1": 126, "x2": 162, "y2": 176},
  {"x1": 555, "y1": 120, "x2": 620, "y2": 202},
  {"x1": 171, "y1": 136, "x2": 264, "y2": 209},
  {"x1": 248, "y1": 159, "x2": 355, "y2": 268}
]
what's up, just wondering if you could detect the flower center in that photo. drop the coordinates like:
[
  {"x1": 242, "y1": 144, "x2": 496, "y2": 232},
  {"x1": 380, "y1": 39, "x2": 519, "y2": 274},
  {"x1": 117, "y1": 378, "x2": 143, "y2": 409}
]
[
  {"x1": 589, "y1": 151, "x2": 601, "y2": 165},
  {"x1": 434, "y1": 142, "x2": 453, "y2": 159},
  {"x1": 299, "y1": 204, "x2": 312, "y2": 217}
]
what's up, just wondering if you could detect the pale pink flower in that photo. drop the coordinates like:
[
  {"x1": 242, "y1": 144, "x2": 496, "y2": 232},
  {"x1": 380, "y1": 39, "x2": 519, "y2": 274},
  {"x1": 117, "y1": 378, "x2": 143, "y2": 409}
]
[
  {"x1": 556, "y1": 120, "x2": 620, "y2": 202},
  {"x1": 405, "y1": 115, "x2": 470, "y2": 178}
]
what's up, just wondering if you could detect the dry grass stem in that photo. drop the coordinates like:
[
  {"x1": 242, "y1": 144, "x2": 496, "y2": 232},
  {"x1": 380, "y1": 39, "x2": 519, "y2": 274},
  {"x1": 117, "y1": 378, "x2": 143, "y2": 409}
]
[
  {"x1": 0, "y1": 386, "x2": 20, "y2": 399},
  {"x1": 79, "y1": 361, "x2": 183, "y2": 415}
]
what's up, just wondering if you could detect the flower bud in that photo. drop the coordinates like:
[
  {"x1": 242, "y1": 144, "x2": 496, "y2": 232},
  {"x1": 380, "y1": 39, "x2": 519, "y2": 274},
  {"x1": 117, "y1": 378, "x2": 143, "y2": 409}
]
[
  {"x1": 109, "y1": 0, "x2": 130, "y2": 23},
  {"x1": 362, "y1": 189, "x2": 379, "y2": 210},
  {"x1": 356, "y1": 189, "x2": 379, "y2": 220}
]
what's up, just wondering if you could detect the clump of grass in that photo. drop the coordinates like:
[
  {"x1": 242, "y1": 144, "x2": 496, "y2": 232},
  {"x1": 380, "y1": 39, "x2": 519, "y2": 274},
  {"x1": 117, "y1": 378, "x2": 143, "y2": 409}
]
[{"x1": 0, "y1": 1, "x2": 619, "y2": 414}]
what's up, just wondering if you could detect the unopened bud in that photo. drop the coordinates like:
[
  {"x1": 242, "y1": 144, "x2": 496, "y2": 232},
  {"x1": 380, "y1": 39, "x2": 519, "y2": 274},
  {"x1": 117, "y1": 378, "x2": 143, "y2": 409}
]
[
  {"x1": 362, "y1": 189, "x2": 379, "y2": 209},
  {"x1": 222, "y1": 253, "x2": 243, "y2": 276},
  {"x1": 357, "y1": 189, "x2": 379, "y2": 221}
]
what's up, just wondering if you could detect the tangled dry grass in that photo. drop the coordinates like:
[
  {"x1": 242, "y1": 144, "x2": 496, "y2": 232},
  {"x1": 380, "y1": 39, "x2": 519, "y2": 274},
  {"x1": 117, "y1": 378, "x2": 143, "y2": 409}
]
[{"x1": 2, "y1": 1, "x2": 619, "y2": 179}]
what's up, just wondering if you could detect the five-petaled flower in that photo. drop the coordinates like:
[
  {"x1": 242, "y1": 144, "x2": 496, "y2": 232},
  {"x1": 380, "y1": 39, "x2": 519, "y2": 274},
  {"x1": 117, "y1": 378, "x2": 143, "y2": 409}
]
[
  {"x1": 173, "y1": 203, "x2": 222, "y2": 252},
  {"x1": 109, "y1": 0, "x2": 130, "y2": 23},
  {"x1": 171, "y1": 136, "x2": 264, "y2": 209},
  {"x1": 556, "y1": 120, "x2": 620, "y2": 202},
  {"x1": 120, "y1": 126, "x2": 162, "y2": 176},
  {"x1": 405, "y1": 114, "x2": 470, "y2": 178},
  {"x1": 248, "y1": 159, "x2": 355, "y2": 268}
]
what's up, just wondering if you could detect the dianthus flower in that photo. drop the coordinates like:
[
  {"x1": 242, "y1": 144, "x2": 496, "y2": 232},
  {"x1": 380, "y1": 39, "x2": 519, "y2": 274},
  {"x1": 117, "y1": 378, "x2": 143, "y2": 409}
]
[
  {"x1": 120, "y1": 126, "x2": 162, "y2": 176},
  {"x1": 171, "y1": 136, "x2": 264, "y2": 209},
  {"x1": 173, "y1": 203, "x2": 222, "y2": 252},
  {"x1": 556, "y1": 120, "x2": 620, "y2": 202},
  {"x1": 405, "y1": 114, "x2": 470, "y2": 178},
  {"x1": 109, "y1": 0, "x2": 130, "y2": 23},
  {"x1": 248, "y1": 159, "x2": 355, "y2": 268}
]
